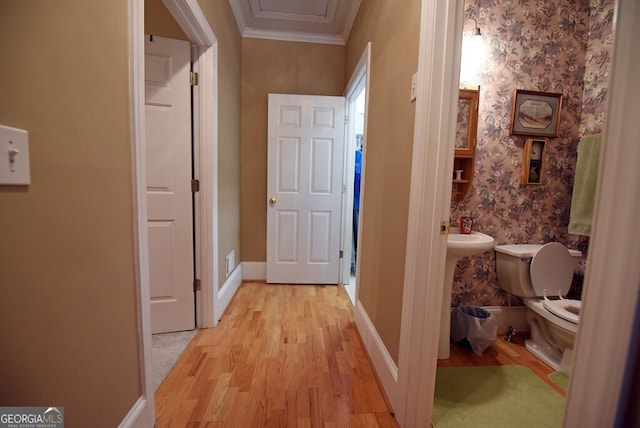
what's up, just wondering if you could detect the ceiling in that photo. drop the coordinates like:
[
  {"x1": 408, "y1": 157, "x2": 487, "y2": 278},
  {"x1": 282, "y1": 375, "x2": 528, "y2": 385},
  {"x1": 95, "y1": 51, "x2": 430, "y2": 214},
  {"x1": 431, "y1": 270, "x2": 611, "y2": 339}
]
[{"x1": 228, "y1": 0, "x2": 362, "y2": 45}]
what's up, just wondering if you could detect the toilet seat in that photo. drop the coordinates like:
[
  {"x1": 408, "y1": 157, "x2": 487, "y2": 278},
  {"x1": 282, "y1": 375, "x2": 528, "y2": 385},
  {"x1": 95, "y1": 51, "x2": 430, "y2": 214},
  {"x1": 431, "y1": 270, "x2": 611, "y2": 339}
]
[
  {"x1": 525, "y1": 299, "x2": 579, "y2": 334},
  {"x1": 529, "y1": 243, "x2": 580, "y2": 324},
  {"x1": 529, "y1": 243, "x2": 575, "y2": 297},
  {"x1": 543, "y1": 298, "x2": 581, "y2": 324}
]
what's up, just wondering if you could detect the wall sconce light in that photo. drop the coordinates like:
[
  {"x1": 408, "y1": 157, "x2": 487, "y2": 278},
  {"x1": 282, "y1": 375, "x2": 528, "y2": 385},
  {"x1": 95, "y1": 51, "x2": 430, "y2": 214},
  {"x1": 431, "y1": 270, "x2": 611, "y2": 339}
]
[
  {"x1": 467, "y1": 18, "x2": 482, "y2": 37},
  {"x1": 460, "y1": 17, "x2": 485, "y2": 88}
]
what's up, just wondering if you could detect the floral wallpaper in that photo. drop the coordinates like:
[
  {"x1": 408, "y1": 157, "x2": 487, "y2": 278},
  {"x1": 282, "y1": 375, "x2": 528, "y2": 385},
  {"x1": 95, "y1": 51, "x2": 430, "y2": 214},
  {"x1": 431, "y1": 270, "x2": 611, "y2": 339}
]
[
  {"x1": 456, "y1": 98, "x2": 471, "y2": 148},
  {"x1": 580, "y1": 0, "x2": 615, "y2": 135},
  {"x1": 450, "y1": 0, "x2": 615, "y2": 308}
]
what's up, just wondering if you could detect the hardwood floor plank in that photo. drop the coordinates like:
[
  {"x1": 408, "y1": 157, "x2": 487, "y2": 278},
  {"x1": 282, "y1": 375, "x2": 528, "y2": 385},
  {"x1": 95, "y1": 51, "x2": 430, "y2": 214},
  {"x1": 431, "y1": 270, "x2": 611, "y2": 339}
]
[{"x1": 156, "y1": 281, "x2": 398, "y2": 427}]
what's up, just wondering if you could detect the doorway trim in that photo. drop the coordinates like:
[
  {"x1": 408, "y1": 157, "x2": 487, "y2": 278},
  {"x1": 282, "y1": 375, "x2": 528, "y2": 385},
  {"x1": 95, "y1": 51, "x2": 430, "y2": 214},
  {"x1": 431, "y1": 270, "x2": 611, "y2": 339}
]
[
  {"x1": 564, "y1": 0, "x2": 640, "y2": 425},
  {"x1": 341, "y1": 42, "x2": 371, "y2": 300},
  {"x1": 394, "y1": 0, "x2": 467, "y2": 425},
  {"x1": 125, "y1": 0, "x2": 218, "y2": 425},
  {"x1": 162, "y1": 0, "x2": 219, "y2": 329}
]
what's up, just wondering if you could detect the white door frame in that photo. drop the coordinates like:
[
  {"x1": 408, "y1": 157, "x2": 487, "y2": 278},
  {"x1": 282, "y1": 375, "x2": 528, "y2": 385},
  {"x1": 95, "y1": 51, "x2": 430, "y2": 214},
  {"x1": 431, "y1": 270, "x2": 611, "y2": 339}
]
[
  {"x1": 564, "y1": 0, "x2": 640, "y2": 425},
  {"x1": 394, "y1": 0, "x2": 464, "y2": 425},
  {"x1": 341, "y1": 42, "x2": 371, "y2": 299},
  {"x1": 126, "y1": 0, "x2": 218, "y2": 425},
  {"x1": 161, "y1": 0, "x2": 219, "y2": 329},
  {"x1": 397, "y1": 0, "x2": 640, "y2": 426}
]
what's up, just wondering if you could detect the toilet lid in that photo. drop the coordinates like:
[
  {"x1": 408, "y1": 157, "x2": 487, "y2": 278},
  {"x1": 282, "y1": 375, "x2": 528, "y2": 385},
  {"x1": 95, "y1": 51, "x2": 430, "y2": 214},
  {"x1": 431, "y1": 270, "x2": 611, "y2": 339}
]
[
  {"x1": 543, "y1": 299, "x2": 581, "y2": 324},
  {"x1": 529, "y1": 242, "x2": 574, "y2": 297}
]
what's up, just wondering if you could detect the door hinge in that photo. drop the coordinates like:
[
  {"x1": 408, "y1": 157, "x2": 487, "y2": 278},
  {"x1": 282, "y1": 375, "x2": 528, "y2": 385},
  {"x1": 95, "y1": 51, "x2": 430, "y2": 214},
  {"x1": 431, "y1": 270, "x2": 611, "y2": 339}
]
[
  {"x1": 191, "y1": 179, "x2": 200, "y2": 192},
  {"x1": 440, "y1": 220, "x2": 451, "y2": 235},
  {"x1": 339, "y1": 250, "x2": 344, "y2": 259},
  {"x1": 193, "y1": 278, "x2": 201, "y2": 292},
  {"x1": 344, "y1": 115, "x2": 349, "y2": 125},
  {"x1": 190, "y1": 71, "x2": 199, "y2": 86}
]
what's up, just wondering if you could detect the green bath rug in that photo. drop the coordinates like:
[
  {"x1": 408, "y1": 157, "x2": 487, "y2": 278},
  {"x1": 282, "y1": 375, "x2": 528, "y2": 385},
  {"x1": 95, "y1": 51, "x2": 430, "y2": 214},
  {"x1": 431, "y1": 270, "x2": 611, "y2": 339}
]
[
  {"x1": 548, "y1": 371, "x2": 569, "y2": 390},
  {"x1": 433, "y1": 365, "x2": 565, "y2": 428}
]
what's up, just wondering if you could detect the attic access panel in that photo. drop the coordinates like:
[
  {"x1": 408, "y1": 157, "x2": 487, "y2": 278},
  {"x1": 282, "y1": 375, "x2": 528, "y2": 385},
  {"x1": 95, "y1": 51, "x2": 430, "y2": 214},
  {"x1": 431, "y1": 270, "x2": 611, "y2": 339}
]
[{"x1": 251, "y1": 0, "x2": 337, "y2": 23}]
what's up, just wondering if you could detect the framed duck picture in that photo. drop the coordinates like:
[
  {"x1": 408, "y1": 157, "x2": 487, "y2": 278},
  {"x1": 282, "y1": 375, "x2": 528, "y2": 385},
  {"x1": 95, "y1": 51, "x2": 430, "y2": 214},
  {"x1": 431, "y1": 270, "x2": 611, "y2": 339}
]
[{"x1": 521, "y1": 138, "x2": 546, "y2": 185}]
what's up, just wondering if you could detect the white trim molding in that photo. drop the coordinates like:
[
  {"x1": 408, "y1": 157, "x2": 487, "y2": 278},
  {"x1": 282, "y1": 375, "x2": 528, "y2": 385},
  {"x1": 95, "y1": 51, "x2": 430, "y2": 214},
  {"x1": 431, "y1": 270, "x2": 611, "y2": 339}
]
[
  {"x1": 126, "y1": 0, "x2": 219, "y2": 425},
  {"x1": 354, "y1": 301, "x2": 398, "y2": 410},
  {"x1": 118, "y1": 397, "x2": 149, "y2": 428},
  {"x1": 242, "y1": 261, "x2": 267, "y2": 281},
  {"x1": 341, "y1": 42, "x2": 370, "y2": 290},
  {"x1": 483, "y1": 306, "x2": 529, "y2": 335},
  {"x1": 162, "y1": 0, "x2": 217, "y2": 45},
  {"x1": 218, "y1": 266, "x2": 243, "y2": 319},
  {"x1": 395, "y1": 0, "x2": 465, "y2": 426},
  {"x1": 564, "y1": 0, "x2": 640, "y2": 426},
  {"x1": 445, "y1": 305, "x2": 530, "y2": 336},
  {"x1": 243, "y1": 30, "x2": 344, "y2": 45},
  {"x1": 127, "y1": 0, "x2": 154, "y2": 426},
  {"x1": 162, "y1": 0, "x2": 219, "y2": 328}
]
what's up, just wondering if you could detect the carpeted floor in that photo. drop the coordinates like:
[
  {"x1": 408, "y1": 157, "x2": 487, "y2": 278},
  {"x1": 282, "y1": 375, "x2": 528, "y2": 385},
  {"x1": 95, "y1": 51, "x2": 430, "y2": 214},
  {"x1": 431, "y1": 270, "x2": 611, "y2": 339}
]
[
  {"x1": 152, "y1": 329, "x2": 198, "y2": 391},
  {"x1": 433, "y1": 365, "x2": 565, "y2": 428}
]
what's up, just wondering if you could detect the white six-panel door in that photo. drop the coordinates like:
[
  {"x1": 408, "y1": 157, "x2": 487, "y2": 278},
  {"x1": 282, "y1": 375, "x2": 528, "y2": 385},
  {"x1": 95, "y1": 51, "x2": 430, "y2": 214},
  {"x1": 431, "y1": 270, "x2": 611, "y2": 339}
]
[
  {"x1": 145, "y1": 36, "x2": 195, "y2": 333},
  {"x1": 267, "y1": 94, "x2": 346, "y2": 284}
]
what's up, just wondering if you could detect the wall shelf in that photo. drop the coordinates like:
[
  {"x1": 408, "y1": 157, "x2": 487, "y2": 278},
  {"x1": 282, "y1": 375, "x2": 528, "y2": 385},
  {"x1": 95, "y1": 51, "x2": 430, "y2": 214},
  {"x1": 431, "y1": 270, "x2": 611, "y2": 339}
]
[{"x1": 453, "y1": 88, "x2": 479, "y2": 202}]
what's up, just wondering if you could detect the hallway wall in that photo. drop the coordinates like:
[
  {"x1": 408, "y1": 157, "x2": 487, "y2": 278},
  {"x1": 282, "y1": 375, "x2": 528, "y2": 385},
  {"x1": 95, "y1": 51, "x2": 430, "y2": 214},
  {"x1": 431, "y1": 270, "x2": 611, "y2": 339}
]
[
  {"x1": 240, "y1": 38, "x2": 345, "y2": 261},
  {"x1": 345, "y1": 0, "x2": 421, "y2": 364},
  {"x1": 0, "y1": 1, "x2": 140, "y2": 425}
]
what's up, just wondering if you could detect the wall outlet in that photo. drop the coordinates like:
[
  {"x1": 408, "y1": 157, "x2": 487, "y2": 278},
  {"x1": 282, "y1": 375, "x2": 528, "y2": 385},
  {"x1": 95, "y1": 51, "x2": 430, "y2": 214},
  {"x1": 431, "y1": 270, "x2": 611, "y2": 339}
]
[{"x1": 225, "y1": 250, "x2": 235, "y2": 277}]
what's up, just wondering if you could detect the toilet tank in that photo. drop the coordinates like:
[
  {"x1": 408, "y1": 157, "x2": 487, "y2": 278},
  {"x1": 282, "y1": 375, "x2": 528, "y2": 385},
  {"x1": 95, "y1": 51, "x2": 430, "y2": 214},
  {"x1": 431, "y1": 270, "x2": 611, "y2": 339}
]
[{"x1": 495, "y1": 244, "x2": 581, "y2": 298}]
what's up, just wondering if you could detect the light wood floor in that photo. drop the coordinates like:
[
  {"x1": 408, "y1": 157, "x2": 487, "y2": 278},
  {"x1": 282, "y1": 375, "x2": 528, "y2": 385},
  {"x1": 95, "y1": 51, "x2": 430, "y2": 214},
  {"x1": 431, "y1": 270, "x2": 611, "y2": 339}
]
[
  {"x1": 439, "y1": 334, "x2": 567, "y2": 397},
  {"x1": 156, "y1": 282, "x2": 565, "y2": 426},
  {"x1": 155, "y1": 281, "x2": 399, "y2": 427}
]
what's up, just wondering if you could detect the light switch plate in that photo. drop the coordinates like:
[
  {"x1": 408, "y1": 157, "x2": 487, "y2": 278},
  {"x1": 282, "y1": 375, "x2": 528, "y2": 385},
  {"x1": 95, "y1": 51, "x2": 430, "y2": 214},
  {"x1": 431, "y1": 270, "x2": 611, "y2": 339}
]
[
  {"x1": 0, "y1": 124, "x2": 30, "y2": 185},
  {"x1": 410, "y1": 72, "x2": 417, "y2": 102}
]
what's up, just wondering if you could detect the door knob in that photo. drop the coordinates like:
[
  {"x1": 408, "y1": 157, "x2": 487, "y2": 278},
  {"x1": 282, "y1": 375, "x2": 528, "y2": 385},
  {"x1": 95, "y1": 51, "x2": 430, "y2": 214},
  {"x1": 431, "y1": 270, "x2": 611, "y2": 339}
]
[{"x1": 269, "y1": 197, "x2": 276, "y2": 205}]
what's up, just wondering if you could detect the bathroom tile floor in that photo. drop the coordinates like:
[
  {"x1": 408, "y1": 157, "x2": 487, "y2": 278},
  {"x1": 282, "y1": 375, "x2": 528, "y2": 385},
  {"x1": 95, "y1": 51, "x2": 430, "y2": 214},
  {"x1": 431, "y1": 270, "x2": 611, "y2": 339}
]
[{"x1": 439, "y1": 334, "x2": 566, "y2": 397}]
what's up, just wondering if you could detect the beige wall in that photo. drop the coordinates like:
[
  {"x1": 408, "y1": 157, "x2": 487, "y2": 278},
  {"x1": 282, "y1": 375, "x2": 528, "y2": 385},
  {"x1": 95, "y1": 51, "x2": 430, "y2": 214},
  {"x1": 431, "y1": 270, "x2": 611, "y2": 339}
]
[
  {"x1": 198, "y1": 0, "x2": 242, "y2": 288},
  {"x1": 145, "y1": 0, "x2": 188, "y2": 40},
  {"x1": 0, "y1": 1, "x2": 140, "y2": 426},
  {"x1": 240, "y1": 38, "x2": 345, "y2": 261},
  {"x1": 346, "y1": 0, "x2": 421, "y2": 363}
]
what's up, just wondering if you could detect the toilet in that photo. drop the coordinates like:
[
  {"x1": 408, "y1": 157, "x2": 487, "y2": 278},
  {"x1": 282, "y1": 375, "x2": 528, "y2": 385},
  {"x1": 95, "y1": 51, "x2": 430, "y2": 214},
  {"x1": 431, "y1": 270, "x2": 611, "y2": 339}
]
[{"x1": 495, "y1": 242, "x2": 582, "y2": 371}]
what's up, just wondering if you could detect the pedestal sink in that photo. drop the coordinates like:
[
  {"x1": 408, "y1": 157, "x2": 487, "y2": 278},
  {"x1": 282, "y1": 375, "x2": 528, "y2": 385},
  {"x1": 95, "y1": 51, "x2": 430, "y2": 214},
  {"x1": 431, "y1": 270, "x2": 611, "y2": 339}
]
[{"x1": 439, "y1": 227, "x2": 496, "y2": 359}]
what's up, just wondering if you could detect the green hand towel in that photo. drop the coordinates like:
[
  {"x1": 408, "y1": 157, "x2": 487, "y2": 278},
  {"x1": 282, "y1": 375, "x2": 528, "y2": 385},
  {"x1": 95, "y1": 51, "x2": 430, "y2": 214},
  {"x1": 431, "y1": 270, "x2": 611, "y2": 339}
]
[{"x1": 568, "y1": 134, "x2": 602, "y2": 236}]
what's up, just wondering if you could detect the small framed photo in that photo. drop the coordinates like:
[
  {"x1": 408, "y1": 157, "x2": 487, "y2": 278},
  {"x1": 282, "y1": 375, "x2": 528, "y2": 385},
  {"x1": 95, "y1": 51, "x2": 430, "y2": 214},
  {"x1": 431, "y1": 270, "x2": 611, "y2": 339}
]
[
  {"x1": 521, "y1": 138, "x2": 546, "y2": 185},
  {"x1": 510, "y1": 89, "x2": 562, "y2": 137}
]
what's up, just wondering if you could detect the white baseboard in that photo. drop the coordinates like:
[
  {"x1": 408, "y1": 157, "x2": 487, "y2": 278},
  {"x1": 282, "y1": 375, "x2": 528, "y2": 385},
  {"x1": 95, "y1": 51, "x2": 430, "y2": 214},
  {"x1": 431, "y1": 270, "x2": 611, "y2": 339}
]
[
  {"x1": 484, "y1": 306, "x2": 529, "y2": 334},
  {"x1": 449, "y1": 305, "x2": 529, "y2": 335},
  {"x1": 242, "y1": 261, "x2": 266, "y2": 280},
  {"x1": 218, "y1": 265, "x2": 243, "y2": 318},
  {"x1": 118, "y1": 396, "x2": 152, "y2": 428},
  {"x1": 354, "y1": 300, "x2": 398, "y2": 411}
]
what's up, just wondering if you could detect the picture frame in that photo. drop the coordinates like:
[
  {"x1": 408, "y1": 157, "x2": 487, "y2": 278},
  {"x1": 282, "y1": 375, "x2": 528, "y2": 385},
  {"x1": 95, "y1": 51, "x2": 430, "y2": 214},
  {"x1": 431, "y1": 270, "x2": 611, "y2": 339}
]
[
  {"x1": 521, "y1": 138, "x2": 546, "y2": 185},
  {"x1": 510, "y1": 89, "x2": 562, "y2": 137}
]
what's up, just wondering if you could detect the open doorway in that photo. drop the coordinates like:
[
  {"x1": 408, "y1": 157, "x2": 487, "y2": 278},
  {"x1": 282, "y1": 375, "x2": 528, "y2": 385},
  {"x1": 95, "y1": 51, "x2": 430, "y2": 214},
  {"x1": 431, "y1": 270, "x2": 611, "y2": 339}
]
[
  {"x1": 345, "y1": 89, "x2": 365, "y2": 304},
  {"x1": 129, "y1": 0, "x2": 219, "y2": 421},
  {"x1": 342, "y1": 43, "x2": 370, "y2": 306}
]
